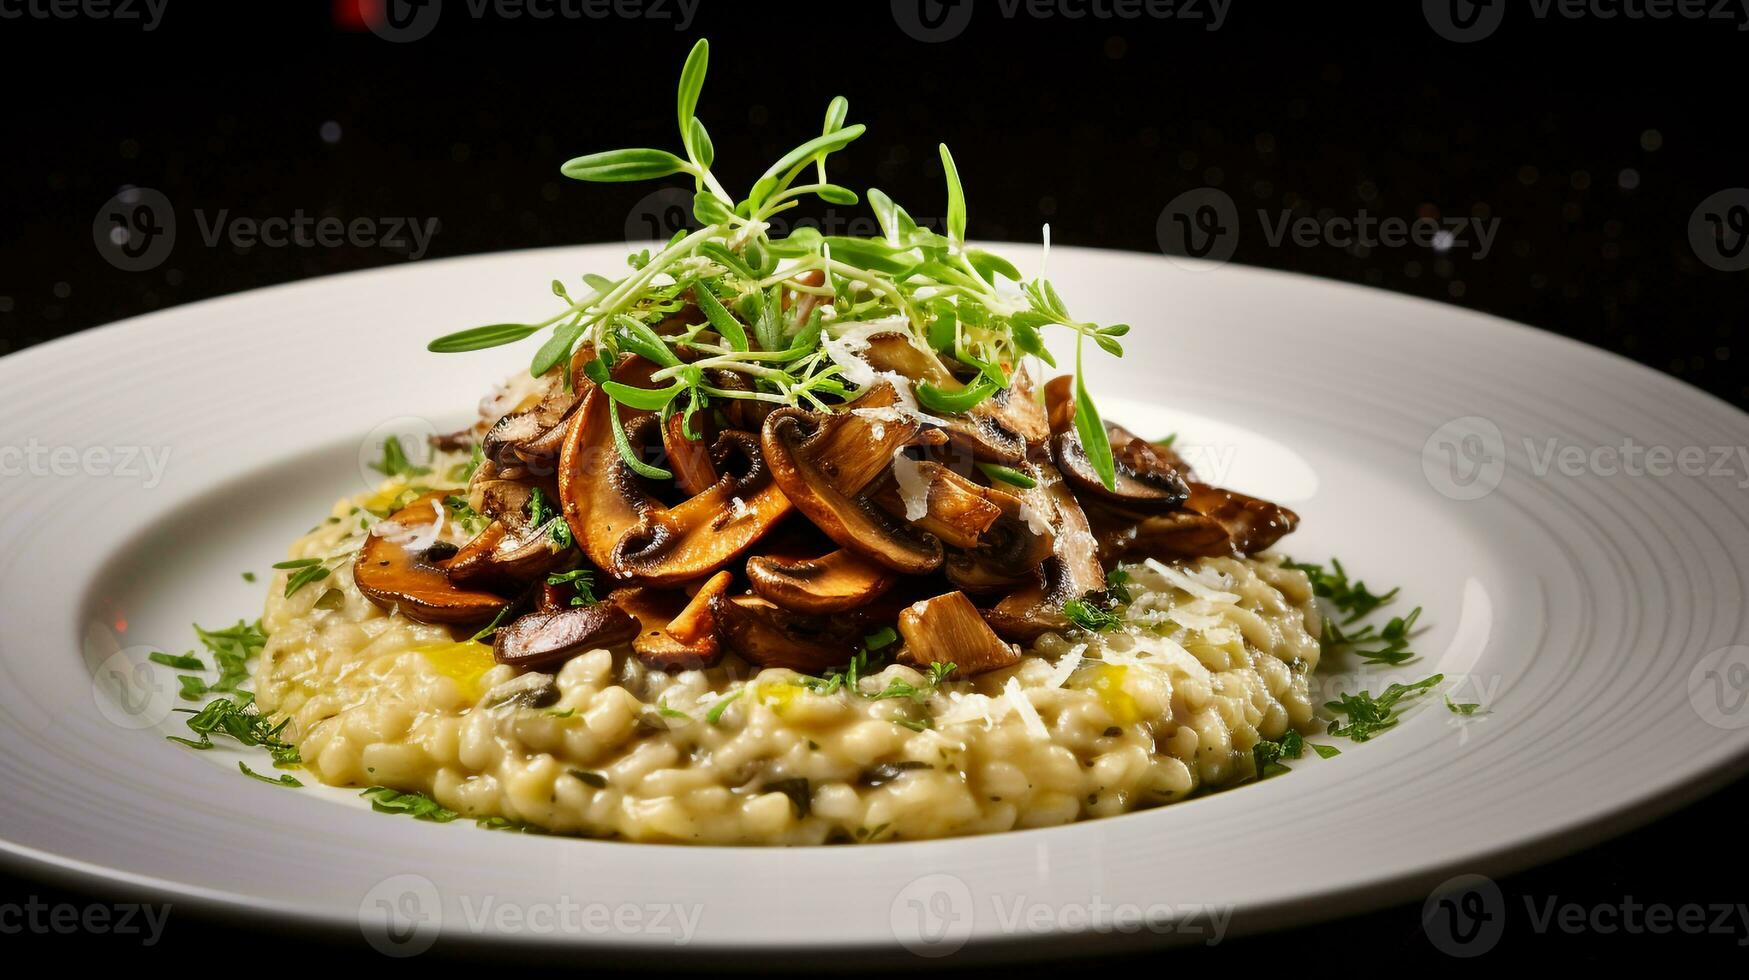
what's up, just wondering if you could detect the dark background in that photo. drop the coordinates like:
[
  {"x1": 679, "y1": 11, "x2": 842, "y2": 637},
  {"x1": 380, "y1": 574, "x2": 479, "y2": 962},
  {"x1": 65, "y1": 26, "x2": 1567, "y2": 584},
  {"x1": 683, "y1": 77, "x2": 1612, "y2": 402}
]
[{"x1": 1, "y1": 0, "x2": 1744, "y2": 969}]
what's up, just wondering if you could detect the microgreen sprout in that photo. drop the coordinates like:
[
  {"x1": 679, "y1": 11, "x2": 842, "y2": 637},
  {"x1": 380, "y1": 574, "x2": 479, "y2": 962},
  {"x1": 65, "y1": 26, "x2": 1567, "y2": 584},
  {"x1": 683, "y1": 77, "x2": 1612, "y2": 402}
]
[{"x1": 426, "y1": 38, "x2": 1127, "y2": 487}]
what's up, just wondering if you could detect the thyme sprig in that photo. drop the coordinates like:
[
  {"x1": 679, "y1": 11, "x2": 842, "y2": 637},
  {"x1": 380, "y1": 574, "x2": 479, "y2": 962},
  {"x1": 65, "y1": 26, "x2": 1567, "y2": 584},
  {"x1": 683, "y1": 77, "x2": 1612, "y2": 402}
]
[{"x1": 426, "y1": 39, "x2": 1127, "y2": 487}]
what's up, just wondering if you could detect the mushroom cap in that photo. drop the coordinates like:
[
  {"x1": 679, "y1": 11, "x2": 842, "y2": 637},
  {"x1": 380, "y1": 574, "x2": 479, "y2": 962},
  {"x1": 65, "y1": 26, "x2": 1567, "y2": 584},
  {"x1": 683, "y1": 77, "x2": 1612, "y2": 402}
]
[
  {"x1": 492, "y1": 602, "x2": 639, "y2": 671},
  {"x1": 760, "y1": 386, "x2": 944, "y2": 576},
  {"x1": 354, "y1": 492, "x2": 510, "y2": 625},
  {"x1": 746, "y1": 548, "x2": 898, "y2": 614},
  {"x1": 710, "y1": 593, "x2": 863, "y2": 674},
  {"x1": 558, "y1": 376, "x2": 791, "y2": 587}
]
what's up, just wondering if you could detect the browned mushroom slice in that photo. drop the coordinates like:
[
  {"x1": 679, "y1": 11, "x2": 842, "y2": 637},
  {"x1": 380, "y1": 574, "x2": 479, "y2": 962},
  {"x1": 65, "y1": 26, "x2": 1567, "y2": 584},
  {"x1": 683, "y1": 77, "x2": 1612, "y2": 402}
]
[
  {"x1": 760, "y1": 384, "x2": 943, "y2": 575},
  {"x1": 1041, "y1": 373, "x2": 1189, "y2": 510},
  {"x1": 355, "y1": 492, "x2": 509, "y2": 625},
  {"x1": 897, "y1": 591, "x2": 1021, "y2": 678},
  {"x1": 559, "y1": 383, "x2": 791, "y2": 587},
  {"x1": 1053, "y1": 423, "x2": 1190, "y2": 511},
  {"x1": 614, "y1": 573, "x2": 730, "y2": 671},
  {"x1": 662, "y1": 412, "x2": 719, "y2": 497},
  {"x1": 869, "y1": 459, "x2": 1005, "y2": 550},
  {"x1": 943, "y1": 481, "x2": 1056, "y2": 595},
  {"x1": 492, "y1": 603, "x2": 639, "y2": 671},
  {"x1": 1097, "y1": 482, "x2": 1299, "y2": 561},
  {"x1": 711, "y1": 594, "x2": 863, "y2": 674},
  {"x1": 444, "y1": 520, "x2": 565, "y2": 590},
  {"x1": 746, "y1": 548, "x2": 897, "y2": 614},
  {"x1": 981, "y1": 461, "x2": 1108, "y2": 642}
]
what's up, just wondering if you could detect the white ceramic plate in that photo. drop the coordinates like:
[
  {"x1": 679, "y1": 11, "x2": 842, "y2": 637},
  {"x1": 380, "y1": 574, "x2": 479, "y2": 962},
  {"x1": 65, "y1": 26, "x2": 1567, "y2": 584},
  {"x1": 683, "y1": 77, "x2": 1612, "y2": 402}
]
[{"x1": 2, "y1": 244, "x2": 1746, "y2": 961}]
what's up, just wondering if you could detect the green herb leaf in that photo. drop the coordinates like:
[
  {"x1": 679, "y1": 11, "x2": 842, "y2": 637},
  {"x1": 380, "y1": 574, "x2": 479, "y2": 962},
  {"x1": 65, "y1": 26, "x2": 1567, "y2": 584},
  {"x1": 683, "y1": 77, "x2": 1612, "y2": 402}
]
[
  {"x1": 976, "y1": 462, "x2": 1037, "y2": 489},
  {"x1": 560, "y1": 147, "x2": 689, "y2": 183},
  {"x1": 939, "y1": 144, "x2": 967, "y2": 242},
  {"x1": 427, "y1": 322, "x2": 539, "y2": 354},
  {"x1": 360, "y1": 786, "x2": 458, "y2": 822},
  {"x1": 150, "y1": 651, "x2": 205, "y2": 671},
  {"x1": 915, "y1": 380, "x2": 998, "y2": 415},
  {"x1": 239, "y1": 761, "x2": 302, "y2": 788}
]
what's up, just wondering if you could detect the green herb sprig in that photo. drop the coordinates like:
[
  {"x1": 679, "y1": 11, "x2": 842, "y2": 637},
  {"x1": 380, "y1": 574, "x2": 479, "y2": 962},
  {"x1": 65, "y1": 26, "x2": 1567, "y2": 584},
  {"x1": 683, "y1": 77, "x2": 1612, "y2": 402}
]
[{"x1": 425, "y1": 39, "x2": 1127, "y2": 487}]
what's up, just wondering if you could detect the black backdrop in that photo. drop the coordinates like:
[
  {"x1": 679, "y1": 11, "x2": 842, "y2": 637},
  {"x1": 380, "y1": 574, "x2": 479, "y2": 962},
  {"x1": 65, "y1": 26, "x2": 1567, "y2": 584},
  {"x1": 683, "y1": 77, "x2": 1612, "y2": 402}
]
[{"x1": 2, "y1": 0, "x2": 1746, "y2": 969}]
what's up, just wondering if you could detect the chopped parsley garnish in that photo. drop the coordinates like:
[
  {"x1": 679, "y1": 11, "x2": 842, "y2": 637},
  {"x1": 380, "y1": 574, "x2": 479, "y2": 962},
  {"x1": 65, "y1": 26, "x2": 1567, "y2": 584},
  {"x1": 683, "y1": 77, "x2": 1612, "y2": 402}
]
[
  {"x1": 283, "y1": 563, "x2": 332, "y2": 599},
  {"x1": 444, "y1": 494, "x2": 487, "y2": 535},
  {"x1": 1105, "y1": 567, "x2": 1135, "y2": 604},
  {"x1": 546, "y1": 568, "x2": 598, "y2": 606},
  {"x1": 860, "y1": 761, "x2": 932, "y2": 787},
  {"x1": 1326, "y1": 674, "x2": 1444, "y2": 742},
  {"x1": 1287, "y1": 557, "x2": 1424, "y2": 665},
  {"x1": 656, "y1": 697, "x2": 691, "y2": 720},
  {"x1": 369, "y1": 434, "x2": 431, "y2": 479},
  {"x1": 761, "y1": 778, "x2": 811, "y2": 817},
  {"x1": 168, "y1": 696, "x2": 299, "y2": 766},
  {"x1": 361, "y1": 786, "x2": 457, "y2": 822},
  {"x1": 868, "y1": 661, "x2": 956, "y2": 703},
  {"x1": 1286, "y1": 557, "x2": 1400, "y2": 624},
  {"x1": 568, "y1": 769, "x2": 609, "y2": 788},
  {"x1": 239, "y1": 761, "x2": 302, "y2": 788},
  {"x1": 448, "y1": 443, "x2": 485, "y2": 483},
  {"x1": 1252, "y1": 730, "x2": 1305, "y2": 778},
  {"x1": 1446, "y1": 696, "x2": 1486, "y2": 716},
  {"x1": 149, "y1": 651, "x2": 204, "y2": 671},
  {"x1": 192, "y1": 620, "x2": 267, "y2": 694},
  {"x1": 705, "y1": 688, "x2": 744, "y2": 725},
  {"x1": 1064, "y1": 596, "x2": 1121, "y2": 633},
  {"x1": 241, "y1": 571, "x2": 256, "y2": 583}
]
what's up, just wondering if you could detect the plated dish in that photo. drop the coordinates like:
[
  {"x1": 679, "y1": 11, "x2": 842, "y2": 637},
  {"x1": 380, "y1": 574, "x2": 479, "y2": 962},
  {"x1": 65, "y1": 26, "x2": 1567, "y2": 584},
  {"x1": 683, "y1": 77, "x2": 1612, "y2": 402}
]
[
  {"x1": 2, "y1": 38, "x2": 1744, "y2": 960},
  {"x1": 236, "y1": 41, "x2": 1367, "y2": 844}
]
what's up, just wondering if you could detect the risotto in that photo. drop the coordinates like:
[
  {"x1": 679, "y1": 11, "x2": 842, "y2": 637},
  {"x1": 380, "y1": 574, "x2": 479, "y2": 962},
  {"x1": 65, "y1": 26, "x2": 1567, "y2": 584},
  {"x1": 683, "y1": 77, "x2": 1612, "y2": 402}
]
[{"x1": 253, "y1": 464, "x2": 1321, "y2": 844}]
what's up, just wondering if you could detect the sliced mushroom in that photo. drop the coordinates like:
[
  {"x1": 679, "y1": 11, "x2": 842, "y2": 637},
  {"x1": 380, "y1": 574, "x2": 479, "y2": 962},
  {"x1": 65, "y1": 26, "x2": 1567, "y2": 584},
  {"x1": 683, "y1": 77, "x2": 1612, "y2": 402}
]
[
  {"x1": 897, "y1": 591, "x2": 1021, "y2": 678},
  {"x1": 981, "y1": 460, "x2": 1107, "y2": 642},
  {"x1": 478, "y1": 346, "x2": 602, "y2": 477},
  {"x1": 746, "y1": 548, "x2": 897, "y2": 614},
  {"x1": 614, "y1": 572, "x2": 731, "y2": 671},
  {"x1": 943, "y1": 476, "x2": 1056, "y2": 594},
  {"x1": 870, "y1": 458, "x2": 1005, "y2": 550},
  {"x1": 492, "y1": 602, "x2": 639, "y2": 671},
  {"x1": 663, "y1": 411, "x2": 719, "y2": 497},
  {"x1": 1041, "y1": 376, "x2": 1189, "y2": 511},
  {"x1": 354, "y1": 492, "x2": 509, "y2": 625},
  {"x1": 710, "y1": 594, "x2": 863, "y2": 674},
  {"x1": 444, "y1": 519, "x2": 568, "y2": 590},
  {"x1": 559, "y1": 381, "x2": 791, "y2": 587},
  {"x1": 1092, "y1": 482, "x2": 1299, "y2": 561},
  {"x1": 760, "y1": 384, "x2": 944, "y2": 575}
]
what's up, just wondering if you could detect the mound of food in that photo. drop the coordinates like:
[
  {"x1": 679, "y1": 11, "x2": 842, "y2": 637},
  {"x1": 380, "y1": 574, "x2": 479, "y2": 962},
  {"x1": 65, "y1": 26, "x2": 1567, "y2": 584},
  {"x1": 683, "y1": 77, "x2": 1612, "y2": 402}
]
[{"x1": 252, "y1": 40, "x2": 1319, "y2": 843}]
